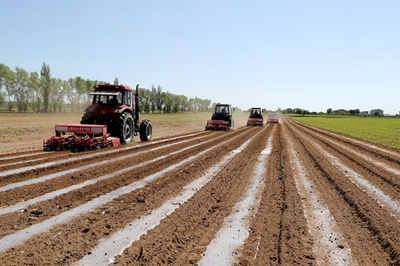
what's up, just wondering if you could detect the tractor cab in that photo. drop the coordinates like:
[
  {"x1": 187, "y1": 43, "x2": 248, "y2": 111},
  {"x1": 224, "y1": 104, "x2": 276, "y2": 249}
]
[
  {"x1": 212, "y1": 104, "x2": 232, "y2": 121},
  {"x1": 90, "y1": 85, "x2": 133, "y2": 107}
]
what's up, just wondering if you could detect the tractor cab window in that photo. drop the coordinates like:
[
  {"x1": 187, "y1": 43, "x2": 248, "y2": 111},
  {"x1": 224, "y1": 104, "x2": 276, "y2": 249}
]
[
  {"x1": 122, "y1": 91, "x2": 132, "y2": 106},
  {"x1": 93, "y1": 95, "x2": 107, "y2": 104},
  {"x1": 107, "y1": 93, "x2": 122, "y2": 105},
  {"x1": 217, "y1": 106, "x2": 228, "y2": 114},
  {"x1": 250, "y1": 109, "x2": 262, "y2": 118}
]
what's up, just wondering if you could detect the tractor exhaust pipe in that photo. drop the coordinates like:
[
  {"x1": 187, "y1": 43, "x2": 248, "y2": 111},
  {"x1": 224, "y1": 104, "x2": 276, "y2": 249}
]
[{"x1": 134, "y1": 84, "x2": 140, "y2": 129}]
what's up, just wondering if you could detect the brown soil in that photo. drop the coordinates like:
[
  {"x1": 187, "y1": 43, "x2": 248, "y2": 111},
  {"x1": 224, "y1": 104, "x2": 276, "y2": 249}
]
[{"x1": 0, "y1": 114, "x2": 399, "y2": 265}]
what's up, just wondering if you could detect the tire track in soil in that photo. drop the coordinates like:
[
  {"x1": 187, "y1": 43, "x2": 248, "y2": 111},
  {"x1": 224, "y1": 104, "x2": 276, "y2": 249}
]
[{"x1": 238, "y1": 124, "x2": 316, "y2": 266}]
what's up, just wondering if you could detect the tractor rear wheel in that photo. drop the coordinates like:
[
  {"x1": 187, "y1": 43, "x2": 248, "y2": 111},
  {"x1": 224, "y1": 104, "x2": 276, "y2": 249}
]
[
  {"x1": 118, "y1": 112, "x2": 134, "y2": 144},
  {"x1": 140, "y1": 119, "x2": 152, "y2": 141}
]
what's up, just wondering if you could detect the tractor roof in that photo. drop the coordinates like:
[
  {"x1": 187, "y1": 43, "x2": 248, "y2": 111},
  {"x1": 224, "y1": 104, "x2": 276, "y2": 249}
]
[{"x1": 93, "y1": 84, "x2": 133, "y2": 92}]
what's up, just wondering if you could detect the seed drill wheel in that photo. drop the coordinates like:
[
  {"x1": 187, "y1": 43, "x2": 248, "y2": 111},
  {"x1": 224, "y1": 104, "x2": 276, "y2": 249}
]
[
  {"x1": 140, "y1": 119, "x2": 153, "y2": 141},
  {"x1": 118, "y1": 112, "x2": 134, "y2": 144}
]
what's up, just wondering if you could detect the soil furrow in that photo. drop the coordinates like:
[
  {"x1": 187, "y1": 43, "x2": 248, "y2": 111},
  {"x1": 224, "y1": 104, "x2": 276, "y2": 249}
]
[
  {"x1": 288, "y1": 118, "x2": 400, "y2": 191},
  {"x1": 286, "y1": 119, "x2": 400, "y2": 264},
  {"x1": 0, "y1": 128, "x2": 257, "y2": 239},
  {"x1": 289, "y1": 117, "x2": 400, "y2": 165},
  {"x1": 109, "y1": 126, "x2": 273, "y2": 265}
]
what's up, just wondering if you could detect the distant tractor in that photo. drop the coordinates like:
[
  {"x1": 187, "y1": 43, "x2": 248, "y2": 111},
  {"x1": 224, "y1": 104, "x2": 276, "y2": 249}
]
[
  {"x1": 267, "y1": 111, "x2": 279, "y2": 123},
  {"x1": 247, "y1": 107, "x2": 264, "y2": 126},
  {"x1": 205, "y1": 103, "x2": 235, "y2": 131}
]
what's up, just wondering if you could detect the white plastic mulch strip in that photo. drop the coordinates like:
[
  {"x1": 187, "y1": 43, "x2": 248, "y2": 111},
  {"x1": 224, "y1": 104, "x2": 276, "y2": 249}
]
[
  {"x1": 301, "y1": 126, "x2": 400, "y2": 176},
  {"x1": 0, "y1": 132, "x2": 204, "y2": 177},
  {"x1": 197, "y1": 132, "x2": 273, "y2": 266},
  {"x1": 308, "y1": 139, "x2": 400, "y2": 222},
  {"x1": 74, "y1": 134, "x2": 260, "y2": 265},
  {"x1": 0, "y1": 134, "x2": 213, "y2": 215},
  {"x1": 0, "y1": 128, "x2": 253, "y2": 253},
  {"x1": 285, "y1": 132, "x2": 355, "y2": 266}
]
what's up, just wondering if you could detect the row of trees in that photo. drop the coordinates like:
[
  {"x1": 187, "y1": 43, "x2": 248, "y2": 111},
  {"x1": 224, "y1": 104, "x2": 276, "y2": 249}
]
[
  {"x1": 281, "y1": 107, "x2": 378, "y2": 116},
  {"x1": 280, "y1": 108, "x2": 322, "y2": 115},
  {"x1": 0, "y1": 62, "x2": 213, "y2": 113}
]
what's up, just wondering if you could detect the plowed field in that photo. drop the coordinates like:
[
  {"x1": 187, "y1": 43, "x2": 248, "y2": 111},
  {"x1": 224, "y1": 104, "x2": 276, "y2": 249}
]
[{"x1": 1, "y1": 116, "x2": 400, "y2": 265}]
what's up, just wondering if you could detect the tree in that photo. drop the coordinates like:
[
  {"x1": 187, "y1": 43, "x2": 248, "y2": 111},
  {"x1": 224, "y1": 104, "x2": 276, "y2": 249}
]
[
  {"x1": 28, "y1": 71, "x2": 41, "y2": 112},
  {"x1": 40, "y1": 62, "x2": 51, "y2": 113},
  {"x1": 294, "y1": 108, "x2": 303, "y2": 114},
  {"x1": 150, "y1": 85, "x2": 157, "y2": 113},
  {"x1": 0, "y1": 86, "x2": 4, "y2": 107},
  {"x1": 75, "y1": 76, "x2": 86, "y2": 112},
  {"x1": 348, "y1": 108, "x2": 360, "y2": 116},
  {"x1": 62, "y1": 80, "x2": 70, "y2": 112},
  {"x1": 84, "y1": 79, "x2": 95, "y2": 106},
  {"x1": 198, "y1": 98, "x2": 211, "y2": 112},
  {"x1": 66, "y1": 77, "x2": 79, "y2": 113},
  {"x1": 49, "y1": 78, "x2": 65, "y2": 113},
  {"x1": 155, "y1": 85, "x2": 164, "y2": 113},
  {"x1": 0, "y1": 64, "x2": 15, "y2": 112},
  {"x1": 14, "y1": 67, "x2": 30, "y2": 113},
  {"x1": 138, "y1": 87, "x2": 152, "y2": 113},
  {"x1": 326, "y1": 108, "x2": 333, "y2": 115},
  {"x1": 179, "y1": 95, "x2": 189, "y2": 112},
  {"x1": 163, "y1": 91, "x2": 173, "y2": 113}
]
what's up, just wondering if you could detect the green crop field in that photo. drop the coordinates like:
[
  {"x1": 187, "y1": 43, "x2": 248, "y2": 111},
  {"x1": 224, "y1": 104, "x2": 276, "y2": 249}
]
[{"x1": 291, "y1": 115, "x2": 400, "y2": 150}]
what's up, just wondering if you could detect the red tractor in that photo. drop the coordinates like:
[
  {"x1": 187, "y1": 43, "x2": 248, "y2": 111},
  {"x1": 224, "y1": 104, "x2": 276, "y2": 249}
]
[
  {"x1": 44, "y1": 83, "x2": 152, "y2": 152},
  {"x1": 80, "y1": 83, "x2": 152, "y2": 143},
  {"x1": 205, "y1": 103, "x2": 235, "y2": 131},
  {"x1": 246, "y1": 107, "x2": 264, "y2": 126}
]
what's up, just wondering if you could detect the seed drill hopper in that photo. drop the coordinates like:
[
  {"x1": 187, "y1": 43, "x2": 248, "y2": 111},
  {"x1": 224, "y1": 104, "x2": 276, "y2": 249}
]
[{"x1": 43, "y1": 124, "x2": 120, "y2": 152}]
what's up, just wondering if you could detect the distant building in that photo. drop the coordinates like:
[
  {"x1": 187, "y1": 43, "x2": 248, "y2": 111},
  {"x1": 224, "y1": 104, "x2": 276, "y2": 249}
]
[
  {"x1": 370, "y1": 109, "x2": 383, "y2": 115},
  {"x1": 360, "y1": 111, "x2": 369, "y2": 115}
]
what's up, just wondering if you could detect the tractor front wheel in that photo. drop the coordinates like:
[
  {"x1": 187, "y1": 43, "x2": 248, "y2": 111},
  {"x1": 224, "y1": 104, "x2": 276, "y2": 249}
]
[
  {"x1": 140, "y1": 119, "x2": 153, "y2": 141},
  {"x1": 80, "y1": 112, "x2": 94, "y2": 124},
  {"x1": 118, "y1": 112, "x2": 134, "y2": 144}
]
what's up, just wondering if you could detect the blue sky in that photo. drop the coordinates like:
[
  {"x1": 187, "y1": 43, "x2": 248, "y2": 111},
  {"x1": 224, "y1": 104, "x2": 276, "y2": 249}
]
[{"x1": 1, "y1": 0, "x2": 399, "y2": 114}]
